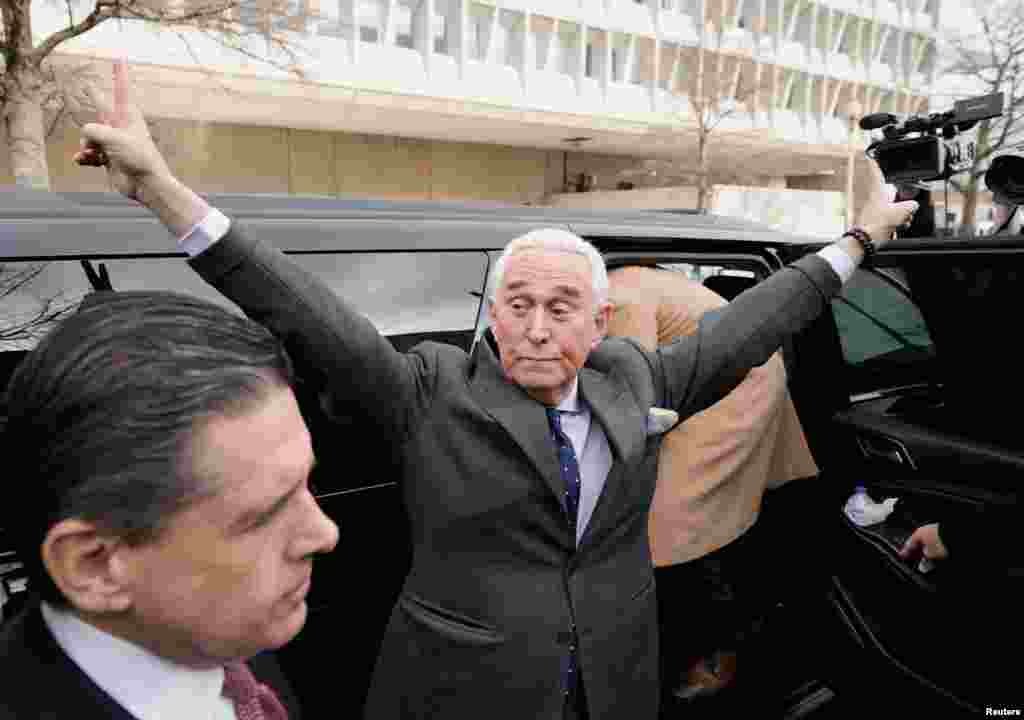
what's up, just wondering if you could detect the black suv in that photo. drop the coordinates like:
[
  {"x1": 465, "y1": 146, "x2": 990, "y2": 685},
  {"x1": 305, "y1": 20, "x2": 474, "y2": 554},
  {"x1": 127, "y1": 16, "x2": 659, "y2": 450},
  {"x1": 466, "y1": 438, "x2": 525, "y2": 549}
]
[{"x1": 1, "y1": 189, "x2": 1019, "y2": 718}]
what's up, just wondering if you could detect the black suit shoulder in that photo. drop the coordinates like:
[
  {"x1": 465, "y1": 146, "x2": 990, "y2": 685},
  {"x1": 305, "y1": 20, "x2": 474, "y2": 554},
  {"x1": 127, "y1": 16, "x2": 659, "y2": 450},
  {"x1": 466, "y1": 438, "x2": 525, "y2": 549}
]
[
  {"x1": 0, "y1": 602, "x2": 137, "y2": 720},
  {"x1": 0, "y1": 602, "x2": 302, "y2": 720}
]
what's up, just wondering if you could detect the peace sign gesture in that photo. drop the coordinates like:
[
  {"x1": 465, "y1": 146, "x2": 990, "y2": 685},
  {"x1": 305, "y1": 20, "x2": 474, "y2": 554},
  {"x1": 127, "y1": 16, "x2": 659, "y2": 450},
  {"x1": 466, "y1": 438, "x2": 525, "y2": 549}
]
[{"x1": 76, "y1": 59, "x2": 172, "y2": 202}]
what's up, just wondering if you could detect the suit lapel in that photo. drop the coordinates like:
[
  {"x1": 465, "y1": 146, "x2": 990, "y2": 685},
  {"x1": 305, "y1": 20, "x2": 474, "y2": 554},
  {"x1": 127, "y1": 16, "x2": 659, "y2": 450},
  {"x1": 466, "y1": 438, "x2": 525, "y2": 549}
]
[
  {"x1": 577, "y1": 367, "x2": 643, "y2": 463},
  {"x1": 469, "y1": 334, "x2": 564, "y2": 502},
  {"x1": 577, "y1": 366, "x2": 646, "y2": 544}
]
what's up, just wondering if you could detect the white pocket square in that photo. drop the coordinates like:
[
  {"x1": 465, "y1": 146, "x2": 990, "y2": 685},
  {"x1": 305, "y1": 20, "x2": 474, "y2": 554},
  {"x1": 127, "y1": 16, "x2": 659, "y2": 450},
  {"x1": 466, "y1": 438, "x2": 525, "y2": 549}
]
[{"x1": 646, "y1": 407, "x2": 679, "y2": 436}]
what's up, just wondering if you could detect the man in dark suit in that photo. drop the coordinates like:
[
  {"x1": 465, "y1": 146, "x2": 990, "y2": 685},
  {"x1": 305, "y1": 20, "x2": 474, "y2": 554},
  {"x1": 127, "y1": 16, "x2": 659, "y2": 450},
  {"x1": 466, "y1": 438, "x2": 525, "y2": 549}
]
[
  {"x1": 0, "y1": 291, "x2": 339, "y2": 719},
  {"x1": 75, "y1": 60, "x2": 918, "y2": 720}
]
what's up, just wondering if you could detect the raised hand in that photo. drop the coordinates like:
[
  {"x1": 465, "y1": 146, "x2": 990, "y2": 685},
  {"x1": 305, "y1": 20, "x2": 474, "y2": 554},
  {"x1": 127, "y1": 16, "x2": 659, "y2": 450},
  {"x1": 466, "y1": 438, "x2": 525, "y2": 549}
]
[
  {"x1": 75, "y1": 59, "x2": 173, "y2": 202},
  {"x1": 857, "y1": 159, "x2": 919, "y2": 248}
]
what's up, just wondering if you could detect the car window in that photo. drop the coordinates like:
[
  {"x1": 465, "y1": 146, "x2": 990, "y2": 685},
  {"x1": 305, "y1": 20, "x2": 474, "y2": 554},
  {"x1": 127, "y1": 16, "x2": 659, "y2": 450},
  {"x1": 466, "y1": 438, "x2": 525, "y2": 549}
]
[
  {"x1": 0, "y1": 252, "x2": 489, "y2": 352},
  {"x1": 831, "y1": 267, "x2": 936, "y2": 395},
  {"x1": 1, "y1": 252, "x2": 489, "y2": 496},
  {"x1": 289, "y1": 252, "x2": 488, "y2": 336}
]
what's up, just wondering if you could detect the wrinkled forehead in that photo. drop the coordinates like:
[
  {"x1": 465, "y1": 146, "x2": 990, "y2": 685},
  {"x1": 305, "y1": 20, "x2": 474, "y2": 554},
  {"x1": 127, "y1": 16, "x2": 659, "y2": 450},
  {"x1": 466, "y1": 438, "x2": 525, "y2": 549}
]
[{"x1": 500, "y1": 249, "x2": 595, "y2": 293}]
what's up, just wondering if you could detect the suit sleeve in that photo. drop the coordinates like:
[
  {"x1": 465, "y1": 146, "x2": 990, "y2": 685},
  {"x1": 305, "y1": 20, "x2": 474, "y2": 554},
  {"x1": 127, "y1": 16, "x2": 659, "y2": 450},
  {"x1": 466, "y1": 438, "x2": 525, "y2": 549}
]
[
  {"x1": 656, "y1": 254, "x2": 842, "y2": 417},
  {"x1": 187, "y1": 224, "x2": 433, "y2": 438}
]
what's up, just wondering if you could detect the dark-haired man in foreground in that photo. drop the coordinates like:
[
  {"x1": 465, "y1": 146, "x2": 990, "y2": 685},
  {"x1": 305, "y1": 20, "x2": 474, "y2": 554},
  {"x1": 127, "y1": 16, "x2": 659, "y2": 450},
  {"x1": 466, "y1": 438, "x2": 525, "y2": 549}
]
[{"x1": 0, "y1": 291, "x2": 339, "y2": 719}]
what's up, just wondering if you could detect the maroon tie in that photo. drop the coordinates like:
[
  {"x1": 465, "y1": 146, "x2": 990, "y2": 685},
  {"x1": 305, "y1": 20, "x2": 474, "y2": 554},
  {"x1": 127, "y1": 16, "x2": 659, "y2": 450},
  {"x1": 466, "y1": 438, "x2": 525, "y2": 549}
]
[{"x1": 221, "y1": 661, "x2": 289, "y2": 720}]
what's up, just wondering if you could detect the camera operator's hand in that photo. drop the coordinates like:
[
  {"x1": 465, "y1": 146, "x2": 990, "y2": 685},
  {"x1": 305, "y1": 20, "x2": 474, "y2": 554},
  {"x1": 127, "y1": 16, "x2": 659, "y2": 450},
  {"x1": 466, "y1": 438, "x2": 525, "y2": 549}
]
[
  {"x1": 858, "y1": 160, "x2": 919, "y2": 250},
  {"x1": 899, "y1": 523, "x2": 949, "y2": 564}
]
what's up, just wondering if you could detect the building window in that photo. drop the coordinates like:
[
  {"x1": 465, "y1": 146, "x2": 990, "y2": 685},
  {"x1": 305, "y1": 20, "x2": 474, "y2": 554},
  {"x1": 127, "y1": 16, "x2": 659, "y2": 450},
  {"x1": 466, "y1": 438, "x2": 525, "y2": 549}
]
[
  {"x1": 497, "y1": 10, "x2": 524, "y2": 67},
  {"x1": 557, "y1": 24, "x2": 579, "y2": 76},
  {"x1": 237, "y1": 0, "x2": 309, "y2": 35},
  {"x1": 357, "y1": 0, "x2": 384, "y2": 44},
  {"x1": 434, "y1": 0, "x2": 457, "y2": 55},
  {"x1": 434, "y1": 15, "x2": 449, "y2": 54},
  {"x1": 612, "y1": 45, "x2": 625, "y2": 82},
  {"x1": 394, "y1": 2, "x2": 414, "y2": 48},
  {"x1": 468, "y1": 3, "x2": 493, "y2": 61}
]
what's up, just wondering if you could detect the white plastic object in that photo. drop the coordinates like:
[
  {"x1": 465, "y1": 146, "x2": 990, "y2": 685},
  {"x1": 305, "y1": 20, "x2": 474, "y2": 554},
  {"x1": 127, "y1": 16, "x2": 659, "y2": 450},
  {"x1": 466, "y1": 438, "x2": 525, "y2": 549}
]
[{"x1": 844, "y1": 485, "x2": 899, "y2": 527}]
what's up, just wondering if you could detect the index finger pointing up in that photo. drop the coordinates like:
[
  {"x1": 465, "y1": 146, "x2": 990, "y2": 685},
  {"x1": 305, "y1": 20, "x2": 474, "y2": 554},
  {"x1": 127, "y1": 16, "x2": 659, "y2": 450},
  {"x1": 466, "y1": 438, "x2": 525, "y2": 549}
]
[{"x1": 112, "y1": 57, "x2": 132, "y2": 129}]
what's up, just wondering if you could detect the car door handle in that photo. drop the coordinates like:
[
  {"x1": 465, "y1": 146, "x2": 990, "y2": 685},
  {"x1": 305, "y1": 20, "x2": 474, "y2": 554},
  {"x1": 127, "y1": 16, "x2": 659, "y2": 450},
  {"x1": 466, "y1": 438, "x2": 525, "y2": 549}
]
[{"x1": 856, "y1": 434, "x2": 917, "y2": 469}]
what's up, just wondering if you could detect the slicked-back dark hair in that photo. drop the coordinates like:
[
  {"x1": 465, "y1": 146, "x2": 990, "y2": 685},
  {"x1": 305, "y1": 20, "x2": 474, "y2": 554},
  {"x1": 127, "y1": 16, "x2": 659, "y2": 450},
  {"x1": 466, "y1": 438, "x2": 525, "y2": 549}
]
[{"x1": 2, "y1": 291, "x2": 295, "y2": 605}]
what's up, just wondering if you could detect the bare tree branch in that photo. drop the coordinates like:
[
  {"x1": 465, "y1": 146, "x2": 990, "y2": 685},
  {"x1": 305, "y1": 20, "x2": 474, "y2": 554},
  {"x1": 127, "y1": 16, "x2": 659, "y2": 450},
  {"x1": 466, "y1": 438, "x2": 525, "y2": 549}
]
[
  {"x1": 0, "y1": 263, "x2": 79, "y2": 345},
  {"x1": 29, "y1": 1, "x2": 114, "y2": 63}
]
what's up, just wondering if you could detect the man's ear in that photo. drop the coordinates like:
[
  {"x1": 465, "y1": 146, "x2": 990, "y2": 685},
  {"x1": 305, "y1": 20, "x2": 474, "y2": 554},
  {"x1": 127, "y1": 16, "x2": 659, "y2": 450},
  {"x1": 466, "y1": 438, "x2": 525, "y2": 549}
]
[
  {"x1": 592, "y1": 302, "x2": 613, "y2": 348},
  {"x1": 41, "y1": 519, "x2": 133, "y2": 613}
]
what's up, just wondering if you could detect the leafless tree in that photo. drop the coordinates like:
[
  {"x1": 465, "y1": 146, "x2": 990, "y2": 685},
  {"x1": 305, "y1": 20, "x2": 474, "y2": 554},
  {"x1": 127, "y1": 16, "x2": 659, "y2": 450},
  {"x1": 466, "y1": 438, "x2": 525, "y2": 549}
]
[
  {"x1": 0, "y1": 263, "x2": 78, "y2": 346},
  {"x1": 1, "y1": 0, "x2": 313, "y2": 191},
  {"x1": 942, "y1": 1, "x2": 1024, "y2": 235},
  {"x1": 618, "y1": 19, "x2": 762, "y2": 212}
]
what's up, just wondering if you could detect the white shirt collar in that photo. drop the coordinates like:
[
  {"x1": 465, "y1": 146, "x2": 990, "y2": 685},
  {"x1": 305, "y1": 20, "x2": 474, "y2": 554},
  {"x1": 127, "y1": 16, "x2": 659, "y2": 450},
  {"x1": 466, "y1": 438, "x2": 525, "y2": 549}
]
[
  {"x1": 40, "y1": 601, "x2": 229, "y2": 720},
  {"x1": 555, "y1": 376, "x2": 583, "y2": 414}
]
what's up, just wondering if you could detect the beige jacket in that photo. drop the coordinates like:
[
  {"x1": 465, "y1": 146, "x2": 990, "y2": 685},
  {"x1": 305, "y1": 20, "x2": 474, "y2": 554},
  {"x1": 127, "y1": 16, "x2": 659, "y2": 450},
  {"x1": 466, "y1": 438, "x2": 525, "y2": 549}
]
[{"x1": 607, "y1": 266, "x2": 819, "y2": 567}]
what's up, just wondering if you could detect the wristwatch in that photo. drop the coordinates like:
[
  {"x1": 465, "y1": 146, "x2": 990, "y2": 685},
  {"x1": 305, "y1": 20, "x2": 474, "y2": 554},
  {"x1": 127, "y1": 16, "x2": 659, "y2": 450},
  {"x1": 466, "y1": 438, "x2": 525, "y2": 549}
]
[{"x1": 841, "y1": 226, "x2": 876, "y2": 257}]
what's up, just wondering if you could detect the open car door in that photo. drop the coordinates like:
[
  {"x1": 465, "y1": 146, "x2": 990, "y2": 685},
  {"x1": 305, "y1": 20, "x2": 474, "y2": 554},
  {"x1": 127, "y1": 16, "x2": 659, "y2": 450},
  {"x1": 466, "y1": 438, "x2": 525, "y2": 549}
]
[{"x1": 783, "y1": 237, "x2": 1024, "y2": 716}]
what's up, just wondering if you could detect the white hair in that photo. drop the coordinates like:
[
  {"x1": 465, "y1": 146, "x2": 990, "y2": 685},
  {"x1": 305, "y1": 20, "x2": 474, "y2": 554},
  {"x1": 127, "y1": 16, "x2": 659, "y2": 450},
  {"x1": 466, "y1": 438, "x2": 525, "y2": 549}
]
[{"x1": 490, "y1": 228, "x2": 609, "y2": 307}]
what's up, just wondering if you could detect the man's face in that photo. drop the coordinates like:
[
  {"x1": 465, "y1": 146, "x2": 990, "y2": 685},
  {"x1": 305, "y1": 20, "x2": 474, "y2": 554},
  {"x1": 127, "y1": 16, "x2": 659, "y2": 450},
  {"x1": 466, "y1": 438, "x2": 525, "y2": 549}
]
[
  {"x1": 112, "y1": 385, "x2": 339, "y2": 667},
  {"x1": 489, "y1": 250, "x2": 609, "y2": 405}
]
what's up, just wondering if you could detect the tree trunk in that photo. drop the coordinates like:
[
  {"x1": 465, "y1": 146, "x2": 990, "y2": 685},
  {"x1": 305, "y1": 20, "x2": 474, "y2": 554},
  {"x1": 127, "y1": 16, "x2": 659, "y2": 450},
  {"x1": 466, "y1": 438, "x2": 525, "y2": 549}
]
[
  {"x1": 959, "y1": 119, "x2": 993, "y2": 237},
  {"x1": 959, "y1": 174, "x2": 980, "y2": 237},
  {"x1": 696, "y1": 134, "x2": 710, "y2": 212},
  {"x1": 3, "y1": 64, "x2": 52, "y2": 191}
]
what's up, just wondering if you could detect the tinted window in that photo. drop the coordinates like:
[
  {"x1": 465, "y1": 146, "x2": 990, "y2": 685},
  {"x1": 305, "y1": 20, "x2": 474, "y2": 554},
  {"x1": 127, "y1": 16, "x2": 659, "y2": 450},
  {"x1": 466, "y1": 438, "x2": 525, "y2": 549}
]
[
  {"x1": 1, "y1": 252, "x2": 489, "y2": 352},
  {"x1": 1, "y1": 252, "x2": 489, "y2": 496},
  {"x1": 289, "y1": 252, "x2": 488, "y2": 336},
  {"x1": 0, "y1": 262, "x2": 90, "y2": 352},
  {"x1": 831, "y1": 268, "x2": 936, "y2": 394}
]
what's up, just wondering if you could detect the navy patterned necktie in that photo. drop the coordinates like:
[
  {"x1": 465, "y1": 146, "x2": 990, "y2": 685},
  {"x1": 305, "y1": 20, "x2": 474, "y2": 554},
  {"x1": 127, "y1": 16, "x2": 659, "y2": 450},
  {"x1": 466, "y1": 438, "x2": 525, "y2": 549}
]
[
  {"x1": 545, "y1": 408, "x2": 581, "y2": 528},
  {"x1": 545, "y1": 407, "x2": 582, "y2": 710}
]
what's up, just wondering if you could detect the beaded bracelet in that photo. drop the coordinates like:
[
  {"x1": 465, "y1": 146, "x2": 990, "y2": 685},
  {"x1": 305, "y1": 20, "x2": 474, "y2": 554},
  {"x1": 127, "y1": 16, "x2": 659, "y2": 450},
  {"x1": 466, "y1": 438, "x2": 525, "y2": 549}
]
[{"x1": 841, "y1": 226, "x2": 876, "y2": 257}]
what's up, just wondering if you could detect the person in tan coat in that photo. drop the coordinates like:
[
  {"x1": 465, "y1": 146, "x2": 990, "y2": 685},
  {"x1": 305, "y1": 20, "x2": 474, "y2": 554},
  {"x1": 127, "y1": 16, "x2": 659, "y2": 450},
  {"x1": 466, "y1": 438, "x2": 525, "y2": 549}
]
[{"x1": 607, "y1": 265, "x2": 820, "y2": 709}]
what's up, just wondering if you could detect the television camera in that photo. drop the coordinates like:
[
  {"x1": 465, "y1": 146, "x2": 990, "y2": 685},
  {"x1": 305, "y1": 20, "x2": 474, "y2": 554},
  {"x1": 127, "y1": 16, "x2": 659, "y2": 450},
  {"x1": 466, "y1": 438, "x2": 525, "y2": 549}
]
[{"x1": 859, "y1": 92, "x2": 1004, "y2": 184}]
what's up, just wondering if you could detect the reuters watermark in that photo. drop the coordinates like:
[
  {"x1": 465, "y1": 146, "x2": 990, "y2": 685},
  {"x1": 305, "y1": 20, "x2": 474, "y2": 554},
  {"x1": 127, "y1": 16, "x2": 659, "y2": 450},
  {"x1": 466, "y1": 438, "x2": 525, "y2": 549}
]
[{"x1": 986, "y1": 709, "x2": 1022, "y2": 717}]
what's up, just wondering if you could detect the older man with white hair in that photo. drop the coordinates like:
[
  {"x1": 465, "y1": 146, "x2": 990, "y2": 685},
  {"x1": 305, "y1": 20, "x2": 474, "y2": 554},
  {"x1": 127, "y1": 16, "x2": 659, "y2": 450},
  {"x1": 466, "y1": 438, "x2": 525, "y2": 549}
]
[{"x1": 75, "y1": 60, "x2": 918, "y2": 720}]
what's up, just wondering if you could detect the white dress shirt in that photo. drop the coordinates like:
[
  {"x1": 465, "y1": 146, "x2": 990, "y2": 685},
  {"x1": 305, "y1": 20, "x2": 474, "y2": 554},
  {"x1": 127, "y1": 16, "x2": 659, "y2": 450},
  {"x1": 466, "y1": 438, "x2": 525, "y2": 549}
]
[{"x1": 40, "y1": 602, "x2": 237, "y2": 720}]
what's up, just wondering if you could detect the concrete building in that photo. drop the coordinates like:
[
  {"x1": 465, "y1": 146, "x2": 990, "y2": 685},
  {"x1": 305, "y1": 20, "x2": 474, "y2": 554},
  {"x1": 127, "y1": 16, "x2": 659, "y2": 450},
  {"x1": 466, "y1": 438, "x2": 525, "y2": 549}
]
[{"x1": 4, "y1": 0, "x2": 939, "y2": 219}]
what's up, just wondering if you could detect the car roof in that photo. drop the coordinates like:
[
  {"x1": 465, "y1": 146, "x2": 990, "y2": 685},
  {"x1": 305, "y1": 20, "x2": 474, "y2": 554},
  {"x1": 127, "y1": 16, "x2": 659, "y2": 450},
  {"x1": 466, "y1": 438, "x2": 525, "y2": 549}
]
[{"x1": 0, "y1": 189, "x2": 818, "y2": 259}]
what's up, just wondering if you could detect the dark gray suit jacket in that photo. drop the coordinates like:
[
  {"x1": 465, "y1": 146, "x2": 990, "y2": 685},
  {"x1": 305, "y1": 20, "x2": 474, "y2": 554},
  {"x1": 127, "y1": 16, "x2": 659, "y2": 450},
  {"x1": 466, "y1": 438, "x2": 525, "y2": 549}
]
[{"x1": 188, "y1": 227, "x2": 841, "y2": 720}]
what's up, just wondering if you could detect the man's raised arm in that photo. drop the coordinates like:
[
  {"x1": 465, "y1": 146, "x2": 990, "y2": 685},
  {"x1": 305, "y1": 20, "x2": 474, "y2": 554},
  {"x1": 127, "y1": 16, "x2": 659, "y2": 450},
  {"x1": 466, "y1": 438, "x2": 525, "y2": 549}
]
[
  {"x1": 76, "y1": 60, "x2": 430, "y2": 436},
  {"x1": 656, "y1": 166, "x2": 917, "y2": 417}
]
